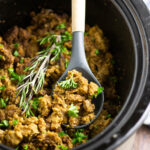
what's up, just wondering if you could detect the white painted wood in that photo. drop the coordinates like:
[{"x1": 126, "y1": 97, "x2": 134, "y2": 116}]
[{"x1": 72, "y1": 0, "x2": 86, "y2": 32}]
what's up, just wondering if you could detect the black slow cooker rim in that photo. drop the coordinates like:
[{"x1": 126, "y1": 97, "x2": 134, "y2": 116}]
[{"x1": 72, "y1": 0, "x2": 150, "y2": 150}]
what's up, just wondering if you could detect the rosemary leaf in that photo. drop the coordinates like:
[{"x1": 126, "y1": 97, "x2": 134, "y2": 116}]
[
  {"x1": 17, "y1": 32, "x2": 72, "y2": 115},
  {"x1": 59, "y1": 73, "x2": 77, "y2": 89}
]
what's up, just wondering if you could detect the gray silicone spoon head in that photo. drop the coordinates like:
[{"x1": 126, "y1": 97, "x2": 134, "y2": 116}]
[{"x1": 56, "y1": 0, "x2": 104, "y2": 129}]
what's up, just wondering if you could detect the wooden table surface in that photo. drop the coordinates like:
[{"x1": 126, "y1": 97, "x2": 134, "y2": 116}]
[
  {"x1": 116, "y1": 125, "x2": 150, "y2": 150},
  {"x1": 132, "y1": 125, "x2": 150, "y2": 150}
]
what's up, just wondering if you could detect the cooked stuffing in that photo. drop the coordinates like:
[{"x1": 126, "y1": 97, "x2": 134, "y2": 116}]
[{"x1": 0, "y1": 9, "x2": 121, "y2": 150}]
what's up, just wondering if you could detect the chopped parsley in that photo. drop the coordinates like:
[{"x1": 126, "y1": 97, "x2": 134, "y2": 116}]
[
  {"x1": 0, "y1": 86, "x2": 6, "y2": 91},
  {"x1": 31, "y1": 98, "x2": 39, "y2": 110},
  {"x1": 0, "y1": 97, "x2": 8, "y2": 108},
  {"x1": 0, "y1": 76, "x2": 5, "y2": 80},
  {"x1": 59, "y1": 73, "x2": 77, "y2": 89},
  {"x1": 13, "y1": 50, "x2": 20, "y2": 57},
  {"x1": 20, "y1": 57, "x2": 24, "y2": 64},
  {"x1": 58, "y1": 145, "x2": 68, "y2": 150},
  {"x1": 92, "y1": 87, "x2": 104, "y2": 98},
  {"x1": 84, "y1": 32, "x2": 89, "y2": 36},
  {"x1": 68, "y1": 104, "x2": 79, "y2": 118},
  {"x1": 72, "y1": 129, "x2": 87, "y2": 144},
  {"x1": 0, "y1": 120, "x2": 9, "y2": 128},
  {"x1": 95, "y1": 49, "x2": 100, "y2": 55},
  {"x1": 8, "y1": 68, "x2": 25, "y2": 83},
  {"x1": 106, "y1": 114, "x2": 111, "y2": 119},
  {"x1": 65, "y1": 59, "x2": 69, "y2": 69},
  {"x1": 56, "y1": 22, "x2": 66, "y2": 29},
  {"x1": 13, "y1": 120, "x2": 18, "y2": 126},
  {"x1": 58, "y1": 131, "x2": 68, "y2": 137},
  {"x1": 61, "y1": 31, "x2": 72, "y2": 42},
  {"x1": 14, "y1": 43, "x2": 19, "y2": 48},
  {"x1": 0, "y1": 55, "x2": 2, "y2": 59},
  {"x1": 23, "y1": 144, "x2": 28, "y2": 150}
]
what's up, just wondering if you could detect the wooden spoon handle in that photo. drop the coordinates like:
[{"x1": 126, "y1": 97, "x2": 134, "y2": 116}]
[{"x1": 72, "y1": 0, "x2": 86, "y2": 32}]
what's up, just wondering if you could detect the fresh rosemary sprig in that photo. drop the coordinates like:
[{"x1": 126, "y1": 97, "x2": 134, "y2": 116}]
[
  {"x1": 59, "y1": 73, "x2": 77, "y2": 89},
  {"x1": 17, "y1": 32, "x2": 72, "y2": 115}
]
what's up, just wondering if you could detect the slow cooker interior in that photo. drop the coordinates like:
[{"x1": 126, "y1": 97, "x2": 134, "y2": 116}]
[
  {"x1": 0, "y1": 0, "x2": 135, "y2": 105},
  {"x1": 0, "y1": 0, "x2": 135, "y2": 120}
]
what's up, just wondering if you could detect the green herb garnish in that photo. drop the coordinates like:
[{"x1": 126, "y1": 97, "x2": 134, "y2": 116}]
[
  {"x1": 58, "y1": 145, "x2": 68, "y2": 150},
  {"x1": 68, "y1": 104, "x2": 79, "y2": 118},
  {"x1": 13, "y1": 50, "x2": 20, "y2": 57},
  {"x1": 106, "y1": 114, "x2": 111, "y2": 119},
  {"x1": 14, "y1": 43, "x2": 19, "y2": 48},
  {"x1": 58, "y1": 131, "x2": 68, "y2": 137},
  {"x1": 56, "y1": 22, "x2": 66, "y2": 29},
  {"x1": 31, "y1": 98, "x2": 39, "y2": 110},
  {"x1": 0, "y1": 120, "x2": 9, "y2": 128},
  {"x1": 20, "y1": 57, "x2": 24, "y2": 64},
  {"x1": 8, "y1": 68, "x2": 25, "y2": 83},
  {"x1": 0, "y1": 97, "x2": 8, "y2": 108},
  {"x1": 65, "y1": 59, "x2": 69, "y2": 69},
  {"x1": 0, "y1": 55, "x2": 2, "y2": 59},
  {"x1": 107, "y1": 114, "x2": 112, "y2": 118},
  {"x1": 13, "y1": 120, "x2": 18, "y2": 126},
  {"x1": 61, "y1": 31, "x2": 72, "y2": 41},
  {"x1": 93, "y1": 87, "x2": 104, "y2": 98},
  {"x1": 24, "y1": 67, "x2": 30, "y2": 72},
  {"x1": 0, "y1": 86, "x2": 6, "y2": 91},
  {"x1": 23, "y1": 144, "x2": 28, "y2": 150},
  {"x1": 72, "y1": 129, "x2": 87, "y2": 144},
  {"x1": 59, "y1": 73, "x2": 77, "y2": 89},
  {"x1": 17, "y1": 32, "x2": 72, "y2": 115},
  {"x1": 0, "y1": 76, "x2": 5, "y2": 80},
  {"x1": 84, "y1": 32, "x2": 89, "y2": 36},
  {"x1": 95, "y1": 49, "x2": 100, "y2": 55},
  {"x1": 22, "y1": 101, "x2": 35, "y2": 117}
]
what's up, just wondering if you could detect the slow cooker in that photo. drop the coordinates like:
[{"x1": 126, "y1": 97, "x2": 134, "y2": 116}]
[{"x1": 0, "y1": 0, "x2": 150, "y2": 150}]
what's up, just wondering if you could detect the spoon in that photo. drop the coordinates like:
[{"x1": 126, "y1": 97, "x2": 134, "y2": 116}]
[{"x1": 56, "y1": 0, "x2": 104, "y2": 129}]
